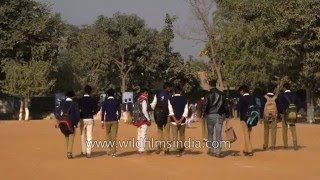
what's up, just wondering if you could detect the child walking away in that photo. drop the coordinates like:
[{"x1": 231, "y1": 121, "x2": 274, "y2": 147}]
[
  {"x1": 55, "y1": 91, "x2": 80, "y2": 159},
  {"x1": 277, "y1": 83, "x2": 300, "y2": 150},
  {"x1": 237, "y1": 85, "x2": 257, "y2": 156},
  {"x1": 186, "y1": 104, "x2": 196, "y2": 128},
  {"x1": 201, "y1": 80, "x2": 228, "y2": 158},
  {"x1": 78, "y1": 85, "x2": 99, "y2": 158},
  {"x1": 101, "y1": 88, "x2": 121, "y2": 157},
  {"x1": 168, "y1": 86, "x2": 188, "y2": 157},
  {"x1": 132, "y1": 89, "x2": 151, "y2": 154},
  {"x1": 150, "y1": 82, "x2": 173, "y2": 154},
  {"x1": 196, "y1": 91, "x2": 207, "y2": 142},
  {"x1": 262, "y1": 85, "x2": 278, "y2": 151}
]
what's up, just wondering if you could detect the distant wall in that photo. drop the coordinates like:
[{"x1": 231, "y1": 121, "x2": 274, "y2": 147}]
[
  {"x1": 0, "y1": 95, "x2": 55, "y2": 120},
  {"x1": 0, "y1": 95, "x2": 20, "y2": 120}
]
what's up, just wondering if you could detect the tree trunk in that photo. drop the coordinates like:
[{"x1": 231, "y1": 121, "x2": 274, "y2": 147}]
[
  {"x1": 19, "y1": 98, "x2": 24, "y2": 121},
  {"x1": 121, "y1": 74, "x2": 126, "y2": 93},
  {"x1": 209, "y1": 43, "x2": 224, "y2": 91},
  {"x1": 24, "y1": 97, "x2": 30, "y2": 121},
  {"x1": 306, "y1": 88, "x2": 314, "y2": 123},
  {"x1": 275, "y1": 76, "x2": 289, "y2": 96}
]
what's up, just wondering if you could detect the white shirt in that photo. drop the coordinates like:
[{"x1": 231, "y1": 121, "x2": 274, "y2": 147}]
[
  {"x1": 107, "y1": 96, "x2": 115, "y2": 99},
  {"x1": 285, "y1": 90, "x2": 291, "y2": 93},
  {"x1": 66, "y1": 98, "x2": 72, "y2": 101},
  {"x1": 141, "y1": 100, "x2": 150, "y2": 121},
  {"x1": 84, "y1": 94, "x2": 90, "y2": 97},
  {"x1": 150, "y1": 95, "x2": 157, "y2": 110},
  {"x1": 243, "y1": 93, "x2": 250, "y2": 96}
]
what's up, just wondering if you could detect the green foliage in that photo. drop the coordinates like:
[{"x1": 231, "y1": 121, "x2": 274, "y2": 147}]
[
  {"x1": 214, "y1": 0, "x2": 320, "y2": 90},
  {"x1": 56, "y1": 13, "x2": 201, "y2": 94},
  {"x1": 1, "y1": 60, "x2": 55, "y2": 97},
  {"x1": 0, "y1": 0, "x2": 64, "y2": 63},
  {"x1": 0, "y1": 0, "x2": 64, "y2": 96}
]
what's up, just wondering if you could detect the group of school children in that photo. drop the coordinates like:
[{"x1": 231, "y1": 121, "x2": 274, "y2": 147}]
[{"x1": 54, "y1": 81, "x2": 300, "y2": 159}]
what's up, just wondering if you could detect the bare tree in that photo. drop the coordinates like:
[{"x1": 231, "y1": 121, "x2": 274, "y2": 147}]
[{"x1": 178, "y1": 0, "x2": 224, "y2": 90}]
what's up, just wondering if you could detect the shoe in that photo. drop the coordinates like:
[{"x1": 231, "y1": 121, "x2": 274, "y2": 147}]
[
  {"x1": 155, "y1": 149, "x2": 161, "y2": 154},
  {"x1": 176, "y1": 152, "x2": 182, "y2": 157},
  {"x1": 293, "y1": 146, "x2": 299, "y2": 151},
  {"x1": 138, "y1": 151, "x2": 145, "y2": 155},
  {"x1": 215, "y1": 153, "x2": 223, "y2": 158},
  {"x1": 262, "y1": 146, "x2": 267, "y2": 151},
  {"x1": 106, "y1": 150, "x2": 112, "y2": 156},
  {"x1": 246, "y1": 152, "x2": 253, "y2": 156},
  {"x1": 67, "y1": 152, "x2": 73, "y2": 159},
  {"x1": 164, "y1": 150, "x2": 170, "y2": 155},
  {"x1": 81, "y1": 152, "x2": 86, "y2": 156},
  {"x1": 270, "y1": 147, "x2": 275, "y2": 151},
  {"x1": 178, "y1": 149, "x2": 185, "y2": 154},
  {"x1": 111, "y1": 153, "x2": 116, "y2": 157},
  {"x1": 207, "y1": 151, "x2": 215, "y2": 156},
  {"x1": 231, "y1": 152, "x2": 240, "y2": 156},
  {"x1": 283, "y1": 146, "x2": 289, "y2": 150},
  {"x1": 86, "y1": 154, "x2": 91, "y2": 158},
  {"x1": 243, "y1": 151, "x2": 253, "y2": 156},
  {"x1": 203, "y1": 138, "x2": 208, "y2": 142}
]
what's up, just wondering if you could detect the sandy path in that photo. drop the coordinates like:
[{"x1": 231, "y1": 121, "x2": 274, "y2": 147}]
[{"x1": 0, "y1": 119, "x2": 319, "y2": 180}]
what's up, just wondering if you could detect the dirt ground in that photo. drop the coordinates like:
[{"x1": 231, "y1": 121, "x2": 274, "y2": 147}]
[{"x1": 0, "y1": 119, "x2": 319, "y2": 180}]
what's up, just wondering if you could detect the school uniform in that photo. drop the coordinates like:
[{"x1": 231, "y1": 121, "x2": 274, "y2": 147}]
[
  {"x1": 55, "y1": 98, "x2": 80, "y2": 156},
  {"x1": 261, "y1": 93, "x2": 279, "y2": 149},
  {"x1": 78, "y1": 94, "x2": 99, "y2": 155},
  {"x1": 101, "y1": 96, "x2": 121, "y2": 155},
  {"x1": 150, "y1": 90, "x2": 172, "y2": 152},
  {"x1": 277, "y1": 90, "x2": 299, "y2": 149},
  {"x1": 134, "y1": 95, "x2": 151, "y2": 152},
  {"x1": 237, "y1": 93, "x2": 254, "y2": 153},
  {"x1": 168, "y1": 94, "x2": 188, "y2": 153}
]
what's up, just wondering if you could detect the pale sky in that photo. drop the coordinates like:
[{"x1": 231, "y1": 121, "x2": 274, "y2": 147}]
[{"x1": 40, "y1": 0, "x2": 209, "y2": 59}]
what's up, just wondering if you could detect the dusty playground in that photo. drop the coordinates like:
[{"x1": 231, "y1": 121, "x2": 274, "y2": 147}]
[{"x1": 0, "y1": 119, "x2": 319, "y2": 180}]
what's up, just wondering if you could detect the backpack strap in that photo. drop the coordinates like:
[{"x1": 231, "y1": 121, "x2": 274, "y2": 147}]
[
  {"x1": 63, "y1": 102, "x2": 73, "y2": 116},
  {"x1": 265, "y1": 95, "x2": 276, "y2": 101},
  {"x1": 284, "y1": 94, "x2": 295, "y2": 105}
]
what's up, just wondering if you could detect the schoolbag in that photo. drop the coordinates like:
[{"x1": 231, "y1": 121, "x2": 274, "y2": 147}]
[
  {"x1": 132, "y1": 100, "x2": 147, "y2": 126},
  {"x1": 264, "y1": 96, "x2": 278, "y2": 118},
  {"x1": 245, "y1": 97, "x2": 260, "y2": 127},
  {"x1": 284, "y1": 94, "x2": 297, "y2": 125},
  {"x1": 58, "y1": 103, "x2": 74, "y2": 136},
  {"x1": 155, "y1": 90, "x2": 170, "y2": 110}
]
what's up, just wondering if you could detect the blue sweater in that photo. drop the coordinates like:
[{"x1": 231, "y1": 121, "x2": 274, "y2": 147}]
[
  {"x1": 277, "y1": 92, "x2": 300, "y2": 114},
  {"x1": 55, "y1": 100, "x2": 81, "y2": 127},
  {"x1": 78, "y1": 95, "x2": 99, "y2": 119},
  {"x1": 101, "y1": 97, "x2": 121, "y2": 122},
  {"x1": 169, "y1": 95, "x2": 188, "y2": 121},
  {"x1": 237, "y1": 95, "x2": 255, "y2": 121}
]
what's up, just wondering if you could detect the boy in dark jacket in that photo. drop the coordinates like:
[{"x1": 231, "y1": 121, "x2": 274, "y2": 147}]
[
  {"x1": 201, "y1": 80, "x2": 228, "y2": 158},
  {"x1": 150, "y1": 82, "x2": 173, "y2": 154},
  {"x1": 277, "y1": 83, "x2": 299, "y2": 150},
  {"x1": 237, "y1": 85, "x2": 254, "y2": 156},
  {"x1": 55, "y1": 91, "x2": 80, "y2": 159},
  {"x1": 101, "y1": 88, "x2": 121, "y2": 157},
  {"x1": 168, "y1": 86, "x2": 188, "y2": 157},
  {"x1": 78, "y1": 85, "x2": 99, "y2": 158}
]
